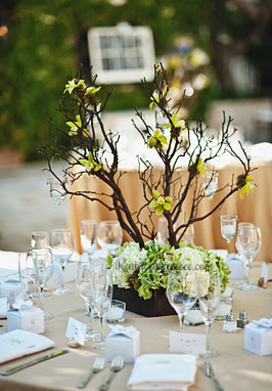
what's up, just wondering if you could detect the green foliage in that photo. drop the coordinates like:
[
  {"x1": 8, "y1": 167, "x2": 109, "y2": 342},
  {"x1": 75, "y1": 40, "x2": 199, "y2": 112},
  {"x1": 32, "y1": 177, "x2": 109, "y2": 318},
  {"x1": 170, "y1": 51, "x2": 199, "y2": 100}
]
[{"x1": 0, "y1": 0, "x2": 269, "y2": 160}]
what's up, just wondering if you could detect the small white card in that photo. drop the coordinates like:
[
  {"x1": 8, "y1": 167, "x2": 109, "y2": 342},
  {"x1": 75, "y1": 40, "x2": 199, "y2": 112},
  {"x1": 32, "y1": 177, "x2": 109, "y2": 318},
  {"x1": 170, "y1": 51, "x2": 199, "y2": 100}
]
[
  {"x1": 262, "y1": 262, "x2": 269, "y2": 284},
  {"x1": 65, "y1": 317, "x2": 87, "y2": 346},
  {"x1": 169, "y1": 332, "x2": 206, "y2": 355}
]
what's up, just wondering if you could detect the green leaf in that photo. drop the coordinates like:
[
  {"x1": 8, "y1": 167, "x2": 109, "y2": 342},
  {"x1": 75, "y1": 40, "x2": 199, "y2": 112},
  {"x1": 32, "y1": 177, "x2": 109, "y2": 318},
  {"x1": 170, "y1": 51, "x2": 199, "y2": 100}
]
[
  {"x1": 164, "y1": 202, "x2": 172, "y2": 211},
  {"x1": 149, "y1": 200, "x2": 159, "y2": 208},
  {"x1": 156, "y1": 205, "x2": 164, "y2": 215},
  {"x1": 152, "y1": 189, "x2": 160, "y2": 199},
  {"x1": 165, "y1": 196, "x2": 173, "y2": 204}
]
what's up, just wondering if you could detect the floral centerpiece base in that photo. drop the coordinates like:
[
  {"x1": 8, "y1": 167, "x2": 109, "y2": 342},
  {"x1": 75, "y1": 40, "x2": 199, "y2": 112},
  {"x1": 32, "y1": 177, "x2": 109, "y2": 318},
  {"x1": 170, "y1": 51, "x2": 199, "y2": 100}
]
[
  {"x1": 109, "y1": 241, "x2": 230, "y2": 318},
  {"x1": 113, "y1": 285, "x2": 176, "y2": 317}
]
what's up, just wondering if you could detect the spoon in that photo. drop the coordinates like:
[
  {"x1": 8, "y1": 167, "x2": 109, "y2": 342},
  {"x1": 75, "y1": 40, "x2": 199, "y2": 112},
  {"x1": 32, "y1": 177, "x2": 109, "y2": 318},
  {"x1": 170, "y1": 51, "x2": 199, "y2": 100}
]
[{"x1": 203, "y1": 361, "x2": 224, "y2": 391}]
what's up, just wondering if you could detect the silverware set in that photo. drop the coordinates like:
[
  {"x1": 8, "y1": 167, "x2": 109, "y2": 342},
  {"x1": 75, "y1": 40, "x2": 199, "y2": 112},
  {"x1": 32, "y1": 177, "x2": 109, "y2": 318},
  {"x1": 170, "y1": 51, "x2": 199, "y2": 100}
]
[{"x1": 77, "y1": 355, "x2": 124, "y2": 390}]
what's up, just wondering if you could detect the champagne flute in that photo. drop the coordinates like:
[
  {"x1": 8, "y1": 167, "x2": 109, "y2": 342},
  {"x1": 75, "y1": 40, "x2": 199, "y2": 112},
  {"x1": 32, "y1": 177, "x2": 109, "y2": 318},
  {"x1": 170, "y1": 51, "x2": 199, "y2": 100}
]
[
  {"x1": 80, "y1": 220, "x2": 97, "y2": 260},
  {"x1": 33, "y1": 247, "x2": 54, "y2": 320},
  {"x1": 235, "y1": 225, "x2": 261, "y2": 291},
  {"x1": 198, "y1": 274, "x2": 221, "y2": 357},
  {"x1": 97, "y1": 221, "x2": 123, "y2": 256},
  {"x1": 50, "y1": 229, "x2": 75, "y2": 295},
  {"x1": 166, "y1": 270, "x2": 197, "y2": 332},
  {"x1": 76, "y1": 262, "x2": 99, "y2": 341},
  {"x1": 91, "y1": 265, "x2": 113, "y2": 349}
]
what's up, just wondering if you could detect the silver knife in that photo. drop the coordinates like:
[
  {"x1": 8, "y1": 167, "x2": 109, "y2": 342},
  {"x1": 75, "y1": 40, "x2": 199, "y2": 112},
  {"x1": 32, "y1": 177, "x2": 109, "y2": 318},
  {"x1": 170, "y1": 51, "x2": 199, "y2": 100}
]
[{"x1": 0, "y1": 349, "x2": 69, "y2": 376}]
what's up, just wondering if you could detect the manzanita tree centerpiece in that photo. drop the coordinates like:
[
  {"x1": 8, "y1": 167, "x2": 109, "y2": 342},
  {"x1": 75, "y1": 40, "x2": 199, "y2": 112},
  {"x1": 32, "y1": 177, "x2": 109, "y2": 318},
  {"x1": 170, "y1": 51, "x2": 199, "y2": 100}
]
[{"x1": 41, "y1": 64, "x2": 256, "y2": 311}]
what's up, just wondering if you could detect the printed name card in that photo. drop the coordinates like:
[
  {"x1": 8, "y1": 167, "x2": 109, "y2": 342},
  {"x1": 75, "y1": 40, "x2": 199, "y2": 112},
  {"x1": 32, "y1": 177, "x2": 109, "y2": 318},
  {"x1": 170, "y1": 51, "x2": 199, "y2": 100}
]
[
  {"x1": 169, "y1": 332, "x2": 206, "y2": 355},
  {"x1": 65, "y1": 317, "x2": 87, "y2": 346}
]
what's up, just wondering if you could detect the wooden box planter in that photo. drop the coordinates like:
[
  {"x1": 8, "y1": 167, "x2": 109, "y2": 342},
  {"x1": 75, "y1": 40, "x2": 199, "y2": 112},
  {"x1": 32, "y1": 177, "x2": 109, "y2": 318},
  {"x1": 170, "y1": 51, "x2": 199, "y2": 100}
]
[{"x1": 113, "y1": 285, "x2": 176, "y2": 317}]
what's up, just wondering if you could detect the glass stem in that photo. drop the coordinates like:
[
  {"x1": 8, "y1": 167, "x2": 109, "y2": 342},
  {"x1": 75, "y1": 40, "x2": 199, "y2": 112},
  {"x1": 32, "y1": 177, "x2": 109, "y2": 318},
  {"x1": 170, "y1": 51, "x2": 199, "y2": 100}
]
[
  {"x1": 100, "y1": 315, "x2": 105, "y2": 343},
  {"x1": 88, "y1": 304, "x2": 95, "y2": 333},
  {"x1": 206, "y1": 322, "x2": 212, "y2": 352},
  {"x1": 243, "y1": 258, "x2": 250, "y2": 282},
  {"x1": 178, "y1": 314, "x2": 185, "y2": 332},
  {"x1": 38, "y1": 286, "x2": 44, "y2": 312},
  {"x1": 60, "y1": 264, "x2": 65, "y2": 289}
]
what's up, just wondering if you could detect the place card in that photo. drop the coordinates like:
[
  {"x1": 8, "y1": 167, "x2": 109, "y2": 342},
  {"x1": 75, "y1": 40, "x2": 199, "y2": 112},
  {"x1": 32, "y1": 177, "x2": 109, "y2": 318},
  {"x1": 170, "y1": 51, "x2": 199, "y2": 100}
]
[
  {"x1": 65, "y1": 317, "x2": 87, "y2": 346},
  {"x1": 169, "y1": 332, "x2": 206, "y2": 355}
]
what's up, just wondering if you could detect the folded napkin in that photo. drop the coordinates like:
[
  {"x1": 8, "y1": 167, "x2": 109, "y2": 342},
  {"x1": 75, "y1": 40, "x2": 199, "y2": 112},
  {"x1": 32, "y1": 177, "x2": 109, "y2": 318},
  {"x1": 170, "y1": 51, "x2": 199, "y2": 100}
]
[
  {"x1": 127, "y1": 354, "x2": 197, "y2": 391},
  {"x1": 0, "y1": 329, "x2": 55, "y2": 364}
]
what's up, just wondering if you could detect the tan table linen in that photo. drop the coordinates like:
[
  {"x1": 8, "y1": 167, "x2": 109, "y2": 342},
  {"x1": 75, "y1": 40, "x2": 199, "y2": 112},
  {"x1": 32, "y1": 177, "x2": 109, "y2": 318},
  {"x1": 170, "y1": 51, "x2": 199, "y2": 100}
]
[
  {"x1": 0, "y1": 263, "x2": 271, "y2": 391},
  {"x1": 68, "y1": 160, "x2": 272, "y2": 262}
]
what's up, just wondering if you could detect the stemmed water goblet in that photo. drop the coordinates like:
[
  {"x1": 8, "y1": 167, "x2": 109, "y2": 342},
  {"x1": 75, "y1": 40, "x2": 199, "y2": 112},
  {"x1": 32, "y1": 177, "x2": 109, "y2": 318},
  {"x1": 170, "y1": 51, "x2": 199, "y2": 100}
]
[
  {"x1": 33, "y1": 246, "x2": 54, "y2": 320},
  {"x1": 166, "y1": 270, "x2": 197, "y2": 332},
  {"x1": 97, "y1": 221, "x2": 123, "y2": 256},
  {"x1": 76, "y1": 262, "x2": 99, "y2": 341},
  {"x1": 80, "y1": 220, "x2": 97, "y2": 260},
  {"x1": 198, "y1": 274, "x2": 221, "y2": 357},
  {"x1": 91, "y1": 265, "x2": 113, "y2": 349},
  {"x1": 235, "y1": 224, "x2": 261, "y2": 291},
  {"x1": 49, "y1": 229, "x2": 75, "y2": 295}
]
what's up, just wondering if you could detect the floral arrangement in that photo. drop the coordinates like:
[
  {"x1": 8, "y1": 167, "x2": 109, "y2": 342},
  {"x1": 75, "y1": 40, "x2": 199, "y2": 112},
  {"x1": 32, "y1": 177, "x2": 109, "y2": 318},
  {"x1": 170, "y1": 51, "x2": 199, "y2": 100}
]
[{"x1": 108, "y1": 241, "x2": 230, "y2": 300}]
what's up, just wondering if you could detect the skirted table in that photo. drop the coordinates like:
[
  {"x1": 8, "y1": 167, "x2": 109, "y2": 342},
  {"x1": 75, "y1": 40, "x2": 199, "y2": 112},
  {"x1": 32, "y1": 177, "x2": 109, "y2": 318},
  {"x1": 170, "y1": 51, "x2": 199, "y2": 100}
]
[
  {"x1": 0, "y1": 262, "x2": 271, "y2": 391},
  {"x1": 68, "y1": 158, "x2": 272, "y2": 261}
]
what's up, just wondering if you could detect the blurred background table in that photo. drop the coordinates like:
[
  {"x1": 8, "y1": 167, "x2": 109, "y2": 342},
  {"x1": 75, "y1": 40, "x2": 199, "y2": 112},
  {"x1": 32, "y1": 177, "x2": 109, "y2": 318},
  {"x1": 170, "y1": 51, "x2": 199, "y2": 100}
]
[{"x1": 68, "y1": 152, "x2": 272, "y2": 262}]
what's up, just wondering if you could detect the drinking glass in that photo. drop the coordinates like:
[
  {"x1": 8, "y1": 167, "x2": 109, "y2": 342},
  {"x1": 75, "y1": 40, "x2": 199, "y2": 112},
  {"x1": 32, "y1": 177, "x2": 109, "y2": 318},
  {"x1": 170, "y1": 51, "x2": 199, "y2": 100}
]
[
  {"x1": 31, "y1": 231, "x2": 49, "y2": 250},
  {"x1": 50, "y1": 229, "x2": 75, "y2": 295},
  {"x1": 203, "y1": 171, "x2": 218, "y2": 200},
  {"x1": 198, "y1": 274, "x2": 221, "y2": 357},
  {"x1": 48, "y1": 177, "x2": 66, "y2": 207},
  {"x1": 235, "y1": 225, "x2": 261, "y2": 291},
  {"x1": 18, "y1": 251, "x2": 36, "y2": 300},
  {"x1": 76, "y1": 262, "x2": 99, "y2": 341},
  {"x1": 80, "y1": 220, "x2": 97, "y2": 259},
  {"x1": 220, "y1": 215, "x2": 237, "y2": 243},
  {"x1": 91, "y1": 266, "x2": 113, "y2": 349},
  {"x1": 33, "y1": 247, "x2": 54, "y2": 320},
  {"x1": 97, "y1": 221, "x2": 123, "y2": 256},
  {"x1": 166, "y1": 270, "x2": 197, "y2": 332}
]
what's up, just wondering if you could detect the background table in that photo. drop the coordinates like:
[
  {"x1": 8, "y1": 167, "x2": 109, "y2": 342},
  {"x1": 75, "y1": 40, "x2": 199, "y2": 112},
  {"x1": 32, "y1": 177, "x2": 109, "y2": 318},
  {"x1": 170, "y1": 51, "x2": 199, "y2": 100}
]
[
  {"x1": 0, "y1": 262, "x2": 271, "y2": 391},
  {"x1": 68, "y1": 159, "x2": 272, "y2": 261}
]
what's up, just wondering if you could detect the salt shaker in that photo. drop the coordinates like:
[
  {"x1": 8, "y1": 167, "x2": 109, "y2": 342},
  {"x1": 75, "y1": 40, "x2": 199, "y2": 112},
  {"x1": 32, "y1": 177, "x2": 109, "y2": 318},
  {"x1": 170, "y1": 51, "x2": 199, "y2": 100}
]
[
  {"x1": 223, "y1": 313, "x2": 237, "y2": 333},
  {"x1": 237, "y1": 311, "x2": 249, "y2": 328}
]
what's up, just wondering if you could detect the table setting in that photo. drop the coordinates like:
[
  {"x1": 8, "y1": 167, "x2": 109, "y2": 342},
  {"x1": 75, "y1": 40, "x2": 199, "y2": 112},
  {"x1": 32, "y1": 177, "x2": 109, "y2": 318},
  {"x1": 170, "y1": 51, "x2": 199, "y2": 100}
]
[{"x1": 1, "y1": 63, "x2": 272, "y2": 391}]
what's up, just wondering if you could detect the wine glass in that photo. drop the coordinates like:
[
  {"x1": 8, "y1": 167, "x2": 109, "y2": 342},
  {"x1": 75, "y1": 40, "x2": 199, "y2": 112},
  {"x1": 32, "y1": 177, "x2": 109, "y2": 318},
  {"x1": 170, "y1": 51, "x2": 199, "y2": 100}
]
[
  {"x1": 91, "y1": 265, "x2": 113, "y2": 349},
  {"x1": 33, "y1": 247, "x2": 54, "y2": 320},
  {"x1": 76, "y1": 262, "x2": 99, "y2": 341},
  {"x1": 97, "y1": 221, "x2": 123, "y2": 256},
  {"x1": 220, "y1": 215, "x2": 237, "y2": 243},
  {"x1": 203, "y1": 171, "x2": 218, "y2": 200},
  {"x1": 31, "y1": 231, "x2": 49, "y2": 249},
  {"x1": 166, "y1": 270, "x2": 197, "y2": 332},
  {"x1": 49, "y1": 229, "x2": 75, "y2": 295},
  {"x1": 198, "y1": 274, "x2": 221, "y2": 357},
  {"x1": 235, "y1": 225, "x2": 261, "y2": 291},
  {"x1": 48, "y1": 177, "x2": 66, "y2": 207},
  {"x1": 18, "y1": 250, "x2": 36, "y2": 300},
  {"x1": 80, "y1": 220, "x2": 97, "y2": 260}
]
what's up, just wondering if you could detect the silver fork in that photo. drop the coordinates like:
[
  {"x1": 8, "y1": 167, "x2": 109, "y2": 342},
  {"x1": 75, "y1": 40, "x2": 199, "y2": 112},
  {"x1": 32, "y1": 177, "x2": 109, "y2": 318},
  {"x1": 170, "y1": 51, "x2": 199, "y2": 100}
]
[
  {"x1": 77, "y1": 356, "x2": 105, "y2": 389},
  {"x1": 99, "y1": 355, "x2": 124, "y2": 391}
]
